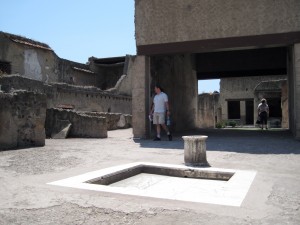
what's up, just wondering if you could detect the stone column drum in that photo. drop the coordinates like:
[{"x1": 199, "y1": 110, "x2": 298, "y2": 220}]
[{"x1": 182, "y1": 135, "x2": 209, "y2": 167}]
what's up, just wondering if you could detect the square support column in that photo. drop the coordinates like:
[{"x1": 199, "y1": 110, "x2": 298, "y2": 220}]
[
  {"x1": 288, "y1": 43, "x2": 300, "y2": 140},
  {"x1": 131, "y1": 56, "x2": 150, "y2": 138},
  {"x1": 240, "y1": 100, "x2": 246, "y2": 126}
]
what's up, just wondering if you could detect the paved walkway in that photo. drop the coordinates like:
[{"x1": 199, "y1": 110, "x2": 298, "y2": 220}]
[{"x1": 0, "y1": 128, "x2": 299, "y2": 225}]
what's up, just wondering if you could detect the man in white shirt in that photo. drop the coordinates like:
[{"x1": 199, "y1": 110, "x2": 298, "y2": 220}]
[{"x1": 150, "y1": 85, "x2": 172, "y2": 141}]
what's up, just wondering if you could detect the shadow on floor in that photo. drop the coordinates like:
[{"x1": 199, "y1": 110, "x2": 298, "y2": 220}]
[{"x1": 134, "y1": 128, "x2": 300, "y2": 154}]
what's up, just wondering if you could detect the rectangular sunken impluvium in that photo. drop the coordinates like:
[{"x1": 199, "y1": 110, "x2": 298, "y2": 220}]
[
  {"x1": 48, "y1": 162, "x2": 256, "y2": 207},
  {"x1": 85, "y1": 164, "x2": 233, "y2": 185}
]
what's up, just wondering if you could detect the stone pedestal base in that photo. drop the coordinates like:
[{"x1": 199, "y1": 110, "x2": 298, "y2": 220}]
[{"x1": 182, "y1": 135, "x2": 209, "y2": 167}]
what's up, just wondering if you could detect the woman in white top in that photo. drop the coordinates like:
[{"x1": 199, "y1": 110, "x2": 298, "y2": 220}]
[{"x1": 257, "y1": 98, "x2": 269, "y2": 130}]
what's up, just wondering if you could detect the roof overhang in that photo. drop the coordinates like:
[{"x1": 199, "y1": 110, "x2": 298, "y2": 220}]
[{"x1": 137, "y1": 31, "x2": 300, "y2": 56}]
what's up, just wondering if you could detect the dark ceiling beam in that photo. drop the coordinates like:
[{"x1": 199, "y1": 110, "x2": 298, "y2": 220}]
[
  {"x1": 197, "y1": 69, "x2": 287, "y2": 80},
  {"x1": 196, "y1": 47, "x2": 287, "y2": 80},
  {"x1": 137, "y1": 31, "x2": 300, "y2": 56},
  {"x1": 93, "y1": 56, "x2": 125, "y2": 64}
]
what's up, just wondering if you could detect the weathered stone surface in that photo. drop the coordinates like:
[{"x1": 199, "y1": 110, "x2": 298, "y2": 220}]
[
  {"x1": 182, "y1": 135, "x2": 209, "y2": 167},
  {"x1": 198, "y1": 93, "x2": 219, "y2": 128},
  {"x1": 0, "y1": 91, "x2": 47, "y2": 150},
  {"x1": 0, "y1": 75, "x2": 132, "y2": 114},
  {"x1": 81, "y1": 112, "x2": 132, "y2": 130},
  {"x1": 135, "y1": 0, "x2": 300, "y2": 47},
  {"x1": 51, "y1": 120, "x2": 72, "y2": 139},
  {"x1": 150, "y1": 54, "x2": 198, "y2": 132},
  {"x1": 131, "y1": 56, "x2": 150, "y2": 138},
  {"x1": 45, "y1": 108, "x2": 107, "y2": 138},
  {"x1": 117, "y1": 115, "x2": 126, "y2": 128},
  {"x1": 0, "y1": 129, "x2": 300, "y2": 224}
]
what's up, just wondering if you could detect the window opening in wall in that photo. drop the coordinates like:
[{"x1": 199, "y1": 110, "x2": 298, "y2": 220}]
[
  {"x1": 228, "y1": 101, "x2": 240, "y2": 119},
  {"x1": 0, "y1": 61, "x2": 11, "y2": 74},
  {"x1": 245, "y1": 100, "x2": 254, "y2": 125},
  {"x1": 268, "y1": 98, "x2": 282, "y2": 118}
]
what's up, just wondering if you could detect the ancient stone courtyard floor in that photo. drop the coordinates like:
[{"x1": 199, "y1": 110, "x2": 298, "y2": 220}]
[{"x1": 0, "y1": 128, "x2": 299, "y2": 225}]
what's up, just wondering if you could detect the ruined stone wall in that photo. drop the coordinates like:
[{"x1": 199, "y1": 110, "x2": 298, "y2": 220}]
[
  {"x1": 0, "y1": 75, "x2": 132, "y2": 114},
  {"x1": 57, "y1": 58, "x2": 95, "y2": 85},
  {"x1": 0, "y1": 32, "x2": 134, "y2": 98},
  {"x1": 45, "y1": 108, "x2": 107, "y2": 138},
  {"x1": 116, "y1": 57, "x2": 133, "y2": 96},
  {"x1": 95, "y1": 64, "x2": 124, "y2": 90},
  {"x1": 82, "y1": 112, "x2": 132, "y2": 130},
  {"x1": 51, "y1": 84, "x2": 131, "y2": 113},
  {"x1": 135, "y1": 0, "x2": 300, "y2": 46},
  {"x1": 198, "y1": 93, "x2": 220, "y2": 128},
  {"x1": 0, "y1": 91, "x2": 46, "y2": 150},
  {"x1": 0, "y1": 32, "x2": 105, "y2": 87},
  {"x1": 0, "y1": 32, "x2": 59, "y2": 82},
  {"x1": 71, "y1": 69, "x2": 96, "y2": 86},
  {"x1": 106, "y1": 56, "x2": 134, "y2": 96}
]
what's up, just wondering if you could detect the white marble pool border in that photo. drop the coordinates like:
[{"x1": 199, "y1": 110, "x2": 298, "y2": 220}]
[{"x1": 48, "y1": 162, "x2": 256, "y2": 207}]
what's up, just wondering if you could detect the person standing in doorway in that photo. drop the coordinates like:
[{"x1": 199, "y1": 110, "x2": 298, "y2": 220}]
[
  {"x1": 257, "y1": 98, "x2": 269, "y2": 130},
  {"x1": 150, "y1": 85, "x2": 172, "y2": 141}
]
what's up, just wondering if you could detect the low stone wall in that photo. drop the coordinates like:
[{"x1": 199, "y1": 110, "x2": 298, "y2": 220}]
[
  {"x1": 0, "y1": 74, "x2": 132, "y2": 114},
  {"x1": 198, "y1": 93, "x2": 219, "y2": 128},
  {"x1": 0, "y1": 91, "x2": 47, "y2": 150},
  {"x1": 45, "y1": 108, "x2": 107, "y2": 138},
  {"x1": 81, "y1": 112, "x2": 132, "y2": 130}
]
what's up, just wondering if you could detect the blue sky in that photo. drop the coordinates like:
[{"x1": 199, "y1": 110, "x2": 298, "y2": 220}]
[{"x1": 0, "y1": 0, "x2": 219, "y2": 93}]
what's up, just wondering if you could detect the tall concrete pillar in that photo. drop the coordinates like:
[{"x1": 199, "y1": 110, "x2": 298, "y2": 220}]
[
  {"x1": 131, "y1": 56, "x2": 150, "y2": 138},
  {"x1": 240, "y1": 101, "x2": 246, "y2": 125},
  {"x1": 281, "y1": 81, "x2": 289, "y2": 129},
  {"x1": 150, "y1": 54, "x2": 198, "y2": 131},
  {"x1": 288, "y1": 43, "x2": 300, "y2": 140},
  {"x1": 172, "y1": 54, "x2": 198, "y2": 131}
]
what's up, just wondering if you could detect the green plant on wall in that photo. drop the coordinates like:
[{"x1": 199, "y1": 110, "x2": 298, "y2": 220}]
[
  {"x1": 227, "y1": 120, "x2": 237, "y2": 128},
  {"x1": 216, "y1": 121, "x2": 226, "y2": 128}
]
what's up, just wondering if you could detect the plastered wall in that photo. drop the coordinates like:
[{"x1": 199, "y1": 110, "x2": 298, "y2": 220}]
[{"x1": 135, "y1": 0, "x2": 300, "y2": 46}]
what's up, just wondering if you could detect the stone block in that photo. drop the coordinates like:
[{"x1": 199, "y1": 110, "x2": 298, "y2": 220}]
[
  {"x1": 46, "y1": 108, "x2": 107, "y2": 138},
  {"x1": 80, "y1": 112, "x2": 132, "y2": 131},
  {"x1": 0, "y1": 91, "x2": 46, "y2": 150},
  {"x1": 182, "y1": 135, "x2": 209, "y2": 167}
]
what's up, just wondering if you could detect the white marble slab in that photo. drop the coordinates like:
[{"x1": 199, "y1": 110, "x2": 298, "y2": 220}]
[{"x1": 48, "y1": 162, "x2": 256, "y2": 207}]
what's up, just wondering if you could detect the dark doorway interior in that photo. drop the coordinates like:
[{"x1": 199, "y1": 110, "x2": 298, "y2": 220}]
[
  {"x1": 268, "y1": 98, "x2": 282, "y2": 117},
  {"x1": 228, "y1": 101, "x2": 240, "y2": 119}
]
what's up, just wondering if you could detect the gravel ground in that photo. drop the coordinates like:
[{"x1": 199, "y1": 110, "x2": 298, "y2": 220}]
[{"x1": 0, "y1": 128, "x2": 299, "y2": 225}]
